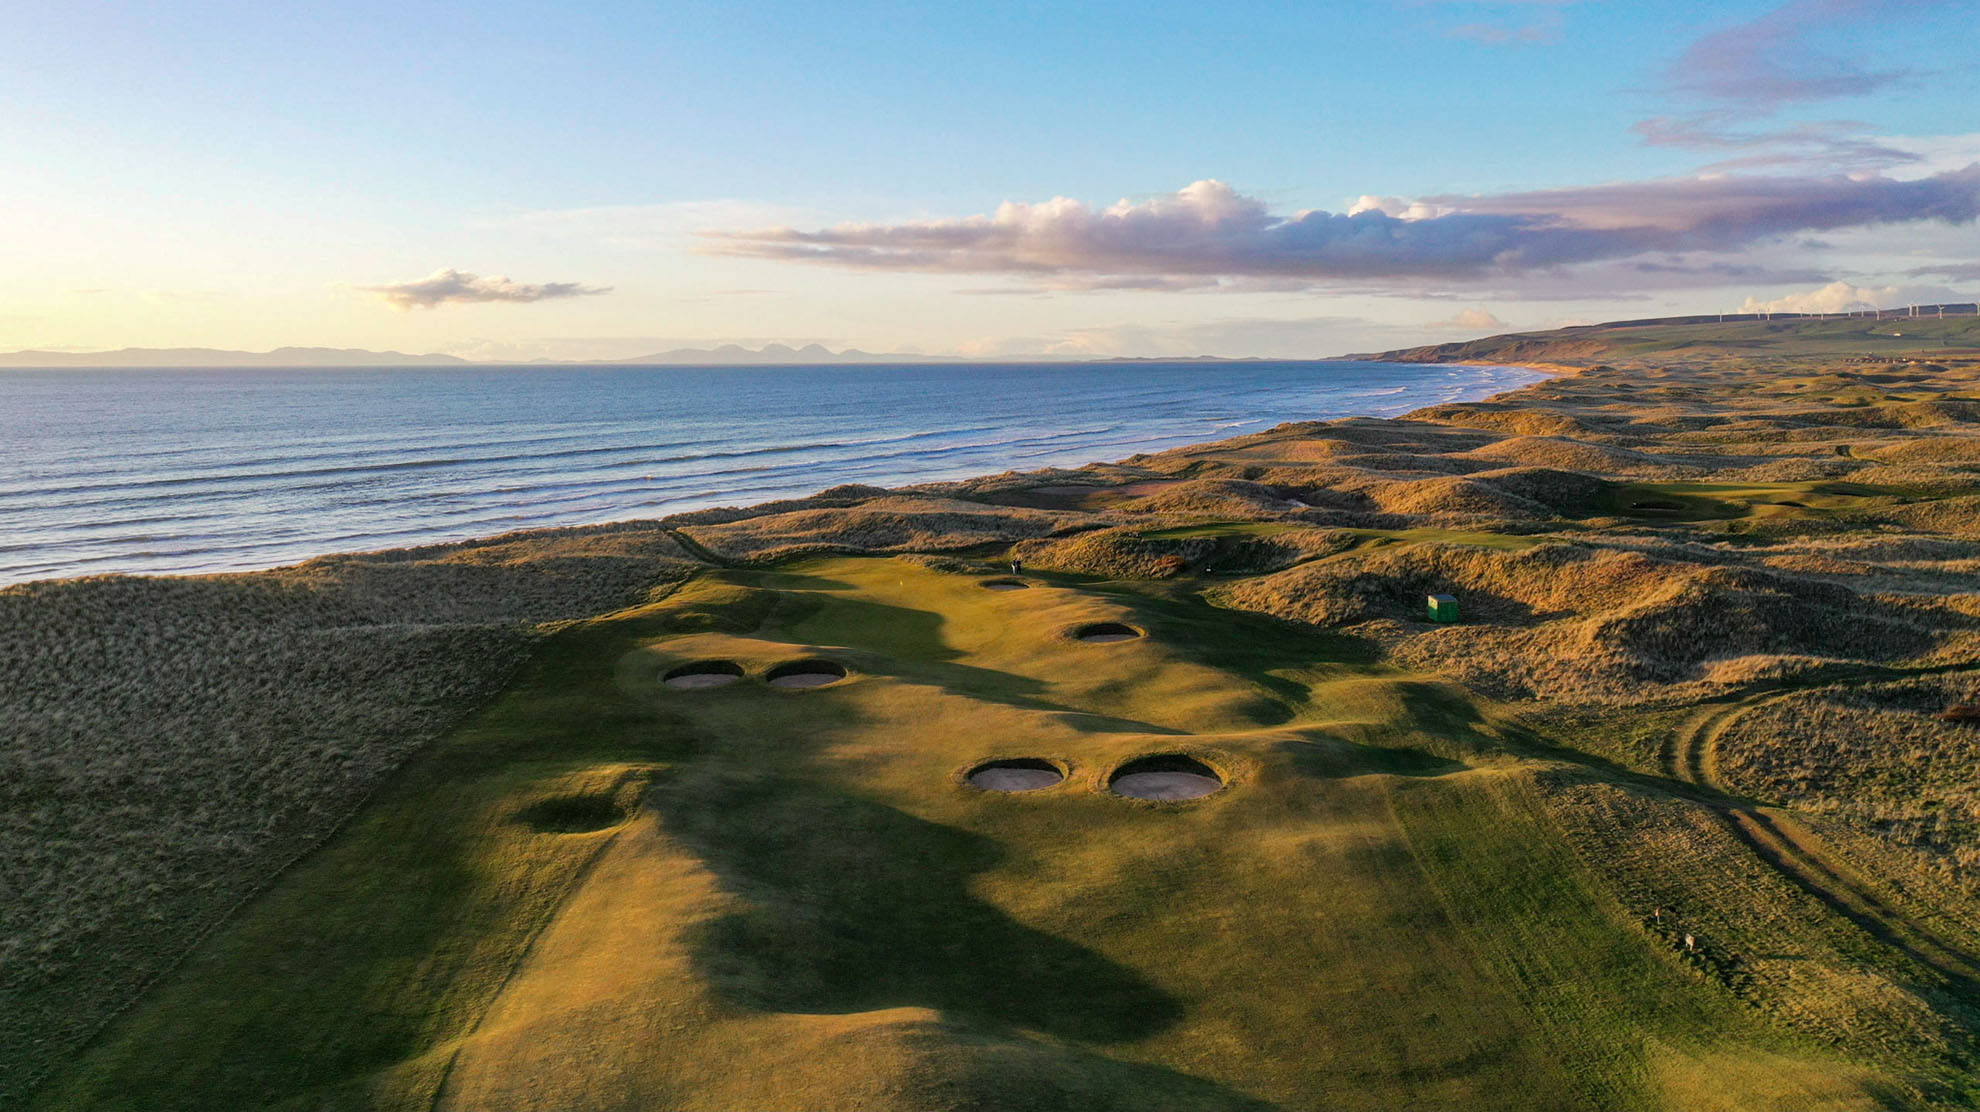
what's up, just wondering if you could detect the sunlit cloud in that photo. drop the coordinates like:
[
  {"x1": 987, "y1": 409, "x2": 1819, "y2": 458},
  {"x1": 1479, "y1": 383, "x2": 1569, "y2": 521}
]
[
  {"x1": 705, "y1": 171, "x2": 1980, "y2": 293},
  {"x1": 1739, "y1": 280, "x2": 1897, "y2": 314},
  {"x1": 357, "y1": 268, "x2": 611, "y2": 311},
  {"x1": 1737, "y1": 279, "x2": 1972, "y2": 315},
  {"x1": 1430, "y1": 308, "x2": 1508, "y2": 330}
]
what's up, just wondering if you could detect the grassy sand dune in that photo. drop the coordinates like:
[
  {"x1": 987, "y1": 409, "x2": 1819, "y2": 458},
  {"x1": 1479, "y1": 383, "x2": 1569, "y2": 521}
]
[{"x1": 13, "y1": 335, "x2": 1980, "y2": 1107}]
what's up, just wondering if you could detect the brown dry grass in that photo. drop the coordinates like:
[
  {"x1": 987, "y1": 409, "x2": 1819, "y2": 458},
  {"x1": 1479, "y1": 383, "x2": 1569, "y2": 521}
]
[
  {"x1": 1717, "y1": 675, "x2": 1980, "y2": 890},
  {"x1": 680, "y1": 493, "x2": 1080, "y2": 561},
  {"x1": 0, "y1": 528, "x2": 697, "y2": 1097}
]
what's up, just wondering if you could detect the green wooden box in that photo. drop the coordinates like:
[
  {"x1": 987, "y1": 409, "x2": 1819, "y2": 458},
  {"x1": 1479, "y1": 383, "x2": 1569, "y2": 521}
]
[{"x1": 1426, "y1": 593, "x2": 1460, "y2": 622}]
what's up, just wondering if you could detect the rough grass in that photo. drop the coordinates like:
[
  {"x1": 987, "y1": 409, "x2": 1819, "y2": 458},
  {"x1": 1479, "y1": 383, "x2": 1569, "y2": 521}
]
[
  {"x1": 1717, "y1": 674, "x2": 1980, "y2": 891},
  {"x1": 0, "y1": 530, "x2": 696, "y2": 1101},
  {"x1": 1532, "y1": 772, "x2": 1974, "y2": 1092},
  {"x1": 14, "y1": 344, "x2": 1980, "y2": 1108},
  {"x1": 679, "y1": 493, "x2": 1079, "y2": 561},
  {"x1": 27, "y1": 559, "x2": 1905, "y2": 1111}
]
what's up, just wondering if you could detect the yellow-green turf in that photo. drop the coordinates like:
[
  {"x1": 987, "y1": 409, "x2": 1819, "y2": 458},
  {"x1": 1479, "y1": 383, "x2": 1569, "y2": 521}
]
[
  {"x1": 1598, "y1": 480, "x2": 1945, "y2": 525},
  {"x1": 35, "y1": 557, "x2": 1894, "y2": 1110}
]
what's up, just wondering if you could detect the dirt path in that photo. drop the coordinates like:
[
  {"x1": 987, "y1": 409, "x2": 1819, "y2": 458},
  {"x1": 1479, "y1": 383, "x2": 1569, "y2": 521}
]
[{"x1": 1662, "y1": 684, "x2": 1980, "y2": 999}]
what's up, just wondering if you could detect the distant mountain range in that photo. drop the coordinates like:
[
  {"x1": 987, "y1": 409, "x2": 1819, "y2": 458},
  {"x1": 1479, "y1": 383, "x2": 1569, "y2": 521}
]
[
  {"x1": 0, "y1": 343, "x2": 1002, "y2": 368},
  {"x1": 0, "y1": 346, "x2": 473, "y2": 368},
  {"x1": 0, "y1": 343, "x2": 1280, "y2": 368},
  {"x1": 0, "y1": 342, "x2": 963, "y2": 368},
  {"x1": 601, "y1": 342, "x2": 972, "y2": 365}
]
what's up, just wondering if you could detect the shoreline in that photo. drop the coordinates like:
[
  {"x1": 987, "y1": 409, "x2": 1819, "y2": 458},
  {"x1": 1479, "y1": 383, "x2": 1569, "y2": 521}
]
[
  {"x1": 1489, "y1": 360, "x2": 1585, "y2": 378},
  {"x1": 4, "y1": 361, "x2": 1548, "y2": 590},
  {"x1": 1355, "y1": 356, "x2": 1587, "y2": 379}
]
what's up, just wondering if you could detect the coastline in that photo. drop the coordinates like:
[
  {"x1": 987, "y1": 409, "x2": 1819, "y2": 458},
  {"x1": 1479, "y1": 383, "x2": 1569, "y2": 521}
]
[
  {"x1": 1489, "y1": 360, "x2": 1585, "y2": 378},
  {"x1": 1347, "y1": 356, "x2": 1587, "y2": 379},
  {"x1": 3, "y1": 359, "x2": 1546, "y2": 589}
]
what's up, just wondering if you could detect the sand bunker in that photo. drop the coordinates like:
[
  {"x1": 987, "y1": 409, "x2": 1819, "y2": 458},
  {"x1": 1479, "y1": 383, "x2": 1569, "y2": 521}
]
[
  {"x1": 967, "y1": 758, "x2": 1066, "y2": 792},
  {"x1": 767, "y1": 659, "x2": 850, "y2": 689},
  {"x1": 1109, "y1": 755, "x2": 1224, "y2": 801},
  {"x1": 982, "y1": 579, "x2": 1029, "y2": 591},
  {"x1": 663, "y1": 661, "x2": 744, "y2": 689},
  {"x1": 1074, "y1": 621, "x2": 1142, "y2": 643}
]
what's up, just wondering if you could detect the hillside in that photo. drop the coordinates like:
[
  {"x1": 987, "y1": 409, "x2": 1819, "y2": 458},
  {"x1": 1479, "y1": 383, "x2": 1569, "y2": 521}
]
[
  {"x1": 10, "y1": 337, "x2": 1980, "y2": 1108},
  {"x1": 1355, "y1": 312, "x2": 1980, "y2": 368}
]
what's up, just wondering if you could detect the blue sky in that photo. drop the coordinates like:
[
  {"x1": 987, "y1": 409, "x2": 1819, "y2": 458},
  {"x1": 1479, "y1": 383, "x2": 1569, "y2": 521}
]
[{"x1": 4, "y1": 0, "x2": 1977, "y2": 358}]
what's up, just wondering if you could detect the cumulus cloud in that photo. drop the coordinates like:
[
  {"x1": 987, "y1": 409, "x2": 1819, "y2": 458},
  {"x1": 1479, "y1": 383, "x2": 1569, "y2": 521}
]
[
  {"x1": 1739, "y1": 280, "x2": 1898, "y2": 314},
  {"x1": 1431, "y1": 308, "x2": 1509, "y2": 331},
  {"x1": 706, "y1": 171, "x2": 1980, "y2": 292},
  {"x1": 359, "y1": 268, "x2": 611, "y2": 310}
]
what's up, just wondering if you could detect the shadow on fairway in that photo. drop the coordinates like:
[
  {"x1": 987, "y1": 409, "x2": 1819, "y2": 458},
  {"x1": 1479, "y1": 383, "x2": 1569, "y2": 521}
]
[
  {"x1": 659, "y1": 770, "x2": 1184, "y2": 1043},
  {"x1": 1279, "y1": 736, "x2": 1466, "y2": 779},
  {"x1": 778, "y1": 592, "x2": 1204, "y2": 734}
]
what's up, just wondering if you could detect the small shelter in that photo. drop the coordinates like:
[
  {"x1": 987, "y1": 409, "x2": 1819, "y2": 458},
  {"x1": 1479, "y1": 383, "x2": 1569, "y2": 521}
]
[{"x1": 1426, "y1": 593, "x2": 1460, "y2": 623}]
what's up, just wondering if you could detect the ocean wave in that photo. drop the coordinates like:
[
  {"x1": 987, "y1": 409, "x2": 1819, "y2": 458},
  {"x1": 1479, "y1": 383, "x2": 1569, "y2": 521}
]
[{"x1": 1, "y1": 361, "x2": 1532, "y2": 585}]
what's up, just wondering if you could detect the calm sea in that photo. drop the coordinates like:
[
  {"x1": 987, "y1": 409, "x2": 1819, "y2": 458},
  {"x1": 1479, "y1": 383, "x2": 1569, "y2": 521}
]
[{"x1": 0, "y1": 361, "x2": 1539, "y2": 586}]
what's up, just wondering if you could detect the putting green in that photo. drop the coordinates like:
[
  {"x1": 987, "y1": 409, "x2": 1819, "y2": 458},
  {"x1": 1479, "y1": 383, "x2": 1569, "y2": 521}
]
[{"x1": 34, "y1": 557, "x2": 1883, "y2": 1110}]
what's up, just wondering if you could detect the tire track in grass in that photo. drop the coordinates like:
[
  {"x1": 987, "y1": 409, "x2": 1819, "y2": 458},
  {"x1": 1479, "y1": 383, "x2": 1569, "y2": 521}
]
[{"x1": 1664, "y1": 685, "x2": 1980, "y2": 1005}]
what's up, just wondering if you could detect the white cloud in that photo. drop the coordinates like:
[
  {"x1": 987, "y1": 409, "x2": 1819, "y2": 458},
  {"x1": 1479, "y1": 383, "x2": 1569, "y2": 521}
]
[
  {"x1": 705, "y1": 170, "x2": 1980, "y2": 294},
  {"x1": 1739, "y1": 280, "x2": 1897, "y2": 314},
  {"x1": 1430, "y1": 308, "x2": 1509, "y2": 331},
  {"x1": 1346, "y1": 195, "x2": 1454, "y2": 220},
  {"x1": 357, "y1": 268, "x2": 611, "y2": 311}
]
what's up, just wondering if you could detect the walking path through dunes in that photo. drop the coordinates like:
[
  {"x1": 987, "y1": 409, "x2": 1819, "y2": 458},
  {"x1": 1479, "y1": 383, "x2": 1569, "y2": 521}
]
[{"x1": 29, "y1": 558, "x2": 1917, "y2": 1110}]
